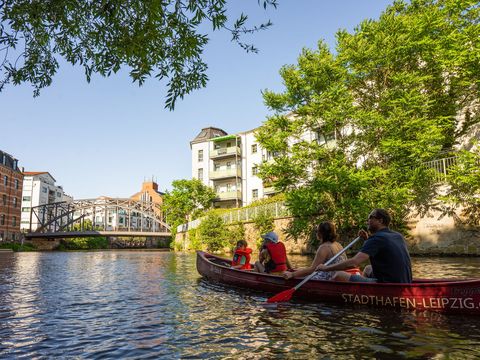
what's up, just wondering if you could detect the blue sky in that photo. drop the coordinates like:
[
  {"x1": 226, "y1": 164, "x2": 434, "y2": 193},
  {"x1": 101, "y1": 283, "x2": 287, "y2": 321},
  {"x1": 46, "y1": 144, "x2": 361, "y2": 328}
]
[{"x1": 1, "y1": 0, "x2": 394, "y2": 199}]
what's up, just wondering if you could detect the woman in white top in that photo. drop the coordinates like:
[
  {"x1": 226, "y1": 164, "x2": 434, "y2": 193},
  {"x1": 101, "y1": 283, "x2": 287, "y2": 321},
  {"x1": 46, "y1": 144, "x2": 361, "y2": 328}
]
[{"x1": 284, "y1": 221, "x2": 347, "y2": 281}]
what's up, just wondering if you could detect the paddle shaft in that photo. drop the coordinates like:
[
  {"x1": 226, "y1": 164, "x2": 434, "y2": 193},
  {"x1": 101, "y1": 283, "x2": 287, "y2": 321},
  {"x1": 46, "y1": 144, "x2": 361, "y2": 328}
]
[{"x1": 293, "y1": 236, "x2": 362, "y2": 291}]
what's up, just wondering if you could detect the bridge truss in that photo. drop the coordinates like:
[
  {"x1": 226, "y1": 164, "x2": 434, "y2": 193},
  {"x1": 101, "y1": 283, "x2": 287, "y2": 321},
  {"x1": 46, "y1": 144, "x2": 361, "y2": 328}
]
[{"x1": 28, "y1": 198, "x2": 170, "y2": 234}]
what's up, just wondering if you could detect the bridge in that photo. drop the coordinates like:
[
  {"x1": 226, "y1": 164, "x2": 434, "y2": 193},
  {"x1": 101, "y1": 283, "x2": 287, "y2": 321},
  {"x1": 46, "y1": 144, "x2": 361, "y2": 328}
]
[{"x1": 24, "y1": 197, "x2": 171, "y2": 240}]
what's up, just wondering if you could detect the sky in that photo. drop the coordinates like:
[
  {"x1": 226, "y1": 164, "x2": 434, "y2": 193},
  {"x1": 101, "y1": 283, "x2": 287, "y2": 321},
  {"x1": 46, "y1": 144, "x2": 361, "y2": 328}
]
[{"x1": 1, "y1": 0, "x2": 394, "y2": 199}]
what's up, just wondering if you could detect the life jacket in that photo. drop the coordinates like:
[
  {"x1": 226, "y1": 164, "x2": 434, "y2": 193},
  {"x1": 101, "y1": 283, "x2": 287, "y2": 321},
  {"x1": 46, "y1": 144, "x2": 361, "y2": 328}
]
[
  {"x1": 232, "y1": 248, "x2": 252, "y2": 270},
  {"x1": 345, "y1": 267, "x2": 361, "y2": 275},
  {"x1": 265, "y1": 242, "x2": 287, "y2": 273}
]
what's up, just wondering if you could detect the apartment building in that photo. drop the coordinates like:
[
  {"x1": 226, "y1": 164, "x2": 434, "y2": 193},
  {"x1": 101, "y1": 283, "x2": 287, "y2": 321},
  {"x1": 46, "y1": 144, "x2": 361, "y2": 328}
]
[
  {"x1": 20, "y1": 172, "x2": 73, "y2": 232},
  {"x1": 191, "y1": 124, "x2": 338, "y2": 208},
  {"x1": 192, "y1": 127, "x2": 295, "y2": 208},
  {"x1": 0, "y1": 150, "x2": 23, "y2": 241}
]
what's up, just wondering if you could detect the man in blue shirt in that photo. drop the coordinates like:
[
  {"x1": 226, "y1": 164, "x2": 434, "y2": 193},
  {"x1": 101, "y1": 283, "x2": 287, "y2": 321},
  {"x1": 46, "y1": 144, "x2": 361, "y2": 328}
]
[{"x1": 316, "y1": 209, "x2": 412, "y2": 283}]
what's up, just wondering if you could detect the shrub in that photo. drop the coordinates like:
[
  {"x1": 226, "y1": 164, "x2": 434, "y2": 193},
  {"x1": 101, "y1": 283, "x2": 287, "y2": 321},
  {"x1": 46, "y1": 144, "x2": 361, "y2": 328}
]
[
  {"x1": 196, "y1": 213, "x2": 229, "y2": 252},
  {"x1": 58, "y1": 237, "x2": 108, "y2": 250},
  {"x1": 252, "y1": 209, "x2": 274, "y2": 250},
  {"x1": 0, "y1": 242, "x2": 37, "y2": 251},
  {"x1": 188, "y1": 228, "x2": 203, "y2": 250},
  {"x1": 227, "y1": 222, "x2": 246, "y2": 250}
]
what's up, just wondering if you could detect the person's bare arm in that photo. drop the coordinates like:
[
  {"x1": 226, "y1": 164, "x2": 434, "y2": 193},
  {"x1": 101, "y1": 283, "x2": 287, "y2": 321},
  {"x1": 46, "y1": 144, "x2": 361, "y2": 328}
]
[
  {"x1": 316, "y1": 252, "x2": 370, "y2": 272},
  {"x1": 284, "y1": 246, "x2": 329, "y2": 279}
]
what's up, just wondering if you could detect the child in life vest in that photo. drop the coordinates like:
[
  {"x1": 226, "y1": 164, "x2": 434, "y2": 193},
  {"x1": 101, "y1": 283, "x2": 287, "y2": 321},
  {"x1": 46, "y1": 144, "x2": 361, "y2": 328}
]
[{"x1": 231, "y1": 240, "x2": 253, "y2": 270}]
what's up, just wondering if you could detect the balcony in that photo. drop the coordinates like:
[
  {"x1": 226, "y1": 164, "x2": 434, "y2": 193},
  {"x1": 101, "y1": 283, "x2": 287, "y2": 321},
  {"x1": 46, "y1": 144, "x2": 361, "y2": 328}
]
[
  {"x1": 209, "y1": 168, "x2": 241, "y2": 180},
  {"x1": 210, "y1": 146, "x2": 241, "y2": 159},
  {"x1": 216, "y1": 190, "x2": 242, "y2": 201}
]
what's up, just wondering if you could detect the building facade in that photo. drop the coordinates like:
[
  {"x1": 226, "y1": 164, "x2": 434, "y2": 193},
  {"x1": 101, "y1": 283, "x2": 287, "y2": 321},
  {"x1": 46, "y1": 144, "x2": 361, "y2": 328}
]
[
  {"x1": 0, "y1": 150, "x2": 23, "y2": 242},
  {"x1": 191, "y1": 126, "x2": 322, "y2": 208},
  {"x1": 85, "y1": 181, "x2": 165, "y2": 231},
  {"x1": 20, "y1": 172, "x2": 73, "y2": 232}
]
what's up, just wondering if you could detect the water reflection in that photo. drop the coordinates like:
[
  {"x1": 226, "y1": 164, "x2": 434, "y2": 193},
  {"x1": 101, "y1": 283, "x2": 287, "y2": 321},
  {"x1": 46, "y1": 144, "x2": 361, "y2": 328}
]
[{"x1": 0, "y1": 251, "x2": 479, "y2": 358}]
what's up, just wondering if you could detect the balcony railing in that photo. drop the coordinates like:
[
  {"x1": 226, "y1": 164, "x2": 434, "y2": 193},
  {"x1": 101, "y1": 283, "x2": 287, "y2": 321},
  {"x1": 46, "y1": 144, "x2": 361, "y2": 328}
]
[
  {"x1": 209, "y1": 168, "x2": 241, "y2": 179},
  {"x1": 210, "y1": 147, "x2": 241, "y2": 159},
  {"x1": 216, "y1": 190, "x2": 242, "y2": 201}
]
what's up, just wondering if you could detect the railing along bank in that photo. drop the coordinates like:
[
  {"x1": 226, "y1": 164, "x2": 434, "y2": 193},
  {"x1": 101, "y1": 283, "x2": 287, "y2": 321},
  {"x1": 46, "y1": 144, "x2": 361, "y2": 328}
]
[
  {"x1": 177, "y1": 155, "x2": 462, "y2": 233},
  {"x1": 177, "y1": 201, "x2": 290, "y2": 233},
  {"x1": 421, "y1": 156, "x2": 458, "y2": 183}
]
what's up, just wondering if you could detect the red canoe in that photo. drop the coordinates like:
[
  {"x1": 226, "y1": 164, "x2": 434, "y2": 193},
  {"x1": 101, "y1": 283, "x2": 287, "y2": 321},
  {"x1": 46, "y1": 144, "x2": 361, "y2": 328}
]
[{"x1": 197, "y1": 251, "x2": 480, "y2": 315}]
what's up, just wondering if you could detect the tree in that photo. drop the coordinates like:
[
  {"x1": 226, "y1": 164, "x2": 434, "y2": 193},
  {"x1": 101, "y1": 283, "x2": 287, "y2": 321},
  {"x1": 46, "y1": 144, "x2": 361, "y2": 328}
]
[
  {"x1": 256, "y1": 0, "x2": 480, "y2": 239},
  {"x1": 162, "y1": 178, "x2": 216, "y2": 234},
  {"x1": 443, "y1": 147, "x2": 480, "y2": 225},
  {"x1": 0, "y1": 0, "x2": 277, "y2": 109}
]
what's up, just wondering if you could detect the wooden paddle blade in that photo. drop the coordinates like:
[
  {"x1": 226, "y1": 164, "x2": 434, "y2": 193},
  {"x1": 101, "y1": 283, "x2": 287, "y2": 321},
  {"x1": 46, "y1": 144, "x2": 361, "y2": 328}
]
[{"x1": 267, "y1": 288, "x2": 296, "y2": 303}]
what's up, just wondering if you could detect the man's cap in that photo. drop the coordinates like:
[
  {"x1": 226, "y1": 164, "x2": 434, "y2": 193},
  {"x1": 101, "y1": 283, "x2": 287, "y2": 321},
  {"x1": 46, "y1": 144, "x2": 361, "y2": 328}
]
[{"x1": 261, "y1": 231, "x2": 279, "y2": 243}]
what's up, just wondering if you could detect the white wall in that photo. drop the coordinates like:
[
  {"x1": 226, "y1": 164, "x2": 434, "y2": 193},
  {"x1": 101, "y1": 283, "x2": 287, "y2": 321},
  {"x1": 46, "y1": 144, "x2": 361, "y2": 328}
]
[{"x1": 191, "y1": 142, "x2": 211, "y2": 187}]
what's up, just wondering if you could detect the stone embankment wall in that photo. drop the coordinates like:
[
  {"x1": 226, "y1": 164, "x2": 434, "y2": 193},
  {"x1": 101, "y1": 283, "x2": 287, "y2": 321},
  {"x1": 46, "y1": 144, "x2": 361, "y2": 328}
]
[
  {"x1": 175, "y1": 211, "x2": 480, "y2": 256},
  {"x1": 406, "y1": 209, "x2": 480, "y2": 255}
]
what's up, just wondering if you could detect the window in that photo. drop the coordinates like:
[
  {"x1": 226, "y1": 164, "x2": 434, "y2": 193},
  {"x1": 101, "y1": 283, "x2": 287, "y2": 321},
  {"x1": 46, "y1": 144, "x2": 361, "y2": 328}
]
[
  {"x1": 251, "y1": 144, "x2": 257, "y2": 153},
  {"x1": 13, "y1": 197, "x2": 17, "y2": 207},
  {"x1": 198, "y1": 149, "x2": 203, "y2": 162},
  {"x1": 226, "y1": 183, "x2": 232, "y2": 191},
  {"x1": 42, "y1": 187, "x2": 47, "y2": 193},
  {"x1": 22, "y1": 207, "x2": 30, "y2": 212},
  {"x1": 252, "y1": 166, "x2": 258, "y2": 175},
  {"x1": 227, "y1": 142, "x2": 231, "y2": 147},
  {"x1": 57, "y1": 192, "x2": 62, "y2": 197},
  {"x1": 214, "y1": 163, "x2": 220, "y2": 171},
  {"x1": 214, "y1": 144, "x2": 220, "y2": 150},
  {"x1": 12, "y1": 216, "x2": 16, "y2": 227},
  {"x1": 226, "y1": 162, "x2": 231, "y2": 169},
  {"x1": 198, "y1": 168, "x2": 203, "y2": 180},
  {"x1": 3, "y1": 175, "x2": 7, "y2": 186},
  {"x1": 22, "y1": 196, "x2": 31, "y2": 202},
  {"x1": 14, "y1": 179, "x2": 19, "y2": 190},
  {"x1": 2, "y1": 195, "x2": 6, "y2": 206},
  {"x1": 252, "y1": 189, "x2": 258, "y2": 199},
  {"x1": 0, "y1": 215, "x2": 4, "y2": 225}
]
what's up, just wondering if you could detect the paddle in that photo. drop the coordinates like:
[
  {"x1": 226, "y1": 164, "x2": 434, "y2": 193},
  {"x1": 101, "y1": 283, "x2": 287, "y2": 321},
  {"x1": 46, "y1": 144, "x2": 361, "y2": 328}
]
[{"x1": 266, "y1": 236, "x2": 362, "y2": 303}]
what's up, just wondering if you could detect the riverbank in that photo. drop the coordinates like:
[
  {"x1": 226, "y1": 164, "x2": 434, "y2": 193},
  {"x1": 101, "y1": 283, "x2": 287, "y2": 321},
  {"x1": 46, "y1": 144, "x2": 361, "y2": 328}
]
[{"x1": 0, "y1": 242, "x2": 37, "y2": 252}]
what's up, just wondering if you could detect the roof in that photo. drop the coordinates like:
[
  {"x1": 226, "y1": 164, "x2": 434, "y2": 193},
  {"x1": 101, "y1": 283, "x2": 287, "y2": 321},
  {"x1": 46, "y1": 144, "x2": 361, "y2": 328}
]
[
  {"x1": 191, "y1": 127, "x2": 228, "y2": 146},
  {"x1": 23, "y1": 171, "x2": 56, "y2": 182}
]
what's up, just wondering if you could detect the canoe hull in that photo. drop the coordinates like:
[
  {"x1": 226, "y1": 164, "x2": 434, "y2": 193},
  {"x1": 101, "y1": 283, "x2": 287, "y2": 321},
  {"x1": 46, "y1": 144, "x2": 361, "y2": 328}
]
[{"x1": 196, "y1": 251, "x2": 480, "y2": 315}]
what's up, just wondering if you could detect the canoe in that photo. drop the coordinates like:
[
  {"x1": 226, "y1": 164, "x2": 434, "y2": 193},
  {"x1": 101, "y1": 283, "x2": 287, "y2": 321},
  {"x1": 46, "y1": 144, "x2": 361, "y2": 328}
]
[{"x1": 196, "y1": 251, "x2": 480, "y2": 315}]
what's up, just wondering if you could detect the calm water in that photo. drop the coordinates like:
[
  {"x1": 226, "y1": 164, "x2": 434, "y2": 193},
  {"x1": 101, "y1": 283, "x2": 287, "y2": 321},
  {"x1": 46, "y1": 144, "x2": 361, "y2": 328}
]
[{"x1": 1, "y1": 251, "x2": 480, "y2": 359}]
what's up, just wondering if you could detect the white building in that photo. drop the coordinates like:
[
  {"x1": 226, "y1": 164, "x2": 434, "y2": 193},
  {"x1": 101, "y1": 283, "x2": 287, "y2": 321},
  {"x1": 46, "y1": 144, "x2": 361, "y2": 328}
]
[
  {"x1": 191, "y1": 126, "x2": 328, "y2": 208},
  {"x1": 20, "y1": 172, "x2": 73, "y2": 231}
]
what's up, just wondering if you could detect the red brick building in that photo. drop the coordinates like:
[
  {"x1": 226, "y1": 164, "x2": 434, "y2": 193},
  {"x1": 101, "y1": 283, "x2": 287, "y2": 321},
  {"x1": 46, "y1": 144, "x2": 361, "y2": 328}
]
[{"x1": 0, "y1": 150, "x2": 23, "y2": 242}]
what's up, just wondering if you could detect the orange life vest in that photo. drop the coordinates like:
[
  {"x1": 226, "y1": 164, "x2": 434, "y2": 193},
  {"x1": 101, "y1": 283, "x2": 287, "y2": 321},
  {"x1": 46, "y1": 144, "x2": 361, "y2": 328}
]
[
  {"x1": 265, "y1": 242, "x2": 287, "y2": 273},
  {"x1": 232, "y1": 248, "x2": 252, "y2": 270}
]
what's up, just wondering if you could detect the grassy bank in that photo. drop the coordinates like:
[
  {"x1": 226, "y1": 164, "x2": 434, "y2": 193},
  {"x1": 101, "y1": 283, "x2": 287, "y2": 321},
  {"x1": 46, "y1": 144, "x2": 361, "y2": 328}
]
[
  {"x1": 0, "y1": 242, "x2": 37, "y2": 252},
  {"x1": 57, "y1": 237, "x2": 109, "y2": 250}
]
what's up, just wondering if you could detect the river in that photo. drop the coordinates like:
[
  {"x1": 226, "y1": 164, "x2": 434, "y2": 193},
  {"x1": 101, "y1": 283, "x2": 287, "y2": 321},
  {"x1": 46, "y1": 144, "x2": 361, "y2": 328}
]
[{"x1": 1, "y1": 251, "x2": 479, "y2": 359}]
